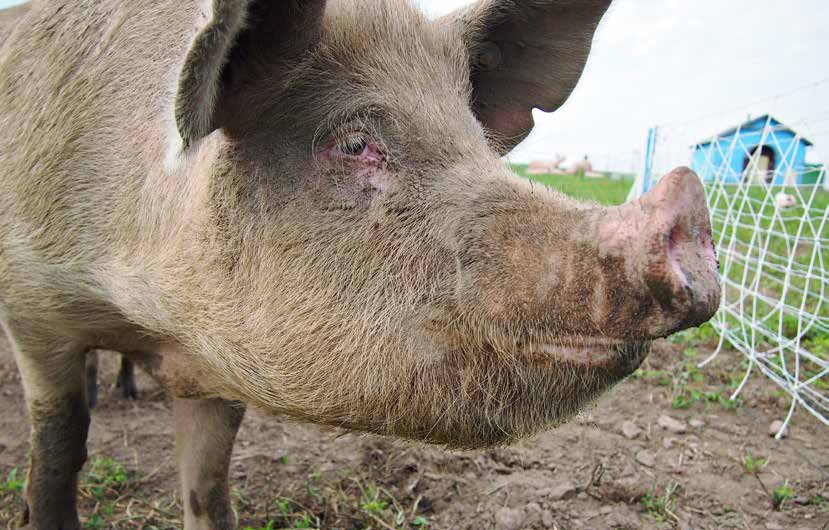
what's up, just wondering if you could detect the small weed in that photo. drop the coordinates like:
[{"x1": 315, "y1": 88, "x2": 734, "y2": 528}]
[
  {"x1": 641, "y1": 483, "x2": 680, "y2": 522},
  {"x1": 242, "y1": 522, "x2": 276, "y2": 530},
  {"x1": 670, "y1": 322, "x2": 718, "y2": 344},
  {"x1": 277, "y1": 455, "x2": 289, "y2": 465},
  {"x1": 718, "y1": 394, "x2": 739, "y2": 411},
  {"x1": 743, "y1": 454, "x2": 767, "y2": 474},
  {"x1": 82, "y1": 458, "x2": 129, "y2": 500},
  {"x1": 270, "y1": 497, "x2": 320, "y2": 529},
  {"x1": 293, "y1": 514, "x2": 314, "y2": 528},
  {"x1": 276, "y1": 499, "x2": 292, "y2": 515},
  {"x1": 671, "y1": 394, "x2": 693, "y2": 409},
  {"x1": 1, "y1": 468, "x2": 24, "y2": 494},
  {"x1": 637, "y1": 368, "x2": 671, "y2": 386},
  {"x1": 360, "y1": 485, "x2": 389, "y2": 515},
  {"x1": 772, "y1": 481, "x2": 794, "y2": 510},
  {"x1": 83, "y1": 512, "x2": 105, "y2": 529},
  {"x1": 412, "y1": 515, "x2": 430, "y2": 527}
]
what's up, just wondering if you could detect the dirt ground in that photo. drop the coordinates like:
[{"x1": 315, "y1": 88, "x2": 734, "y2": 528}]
[{"x1": 1, "y1": 335, "x2": 827, "y2": 530}]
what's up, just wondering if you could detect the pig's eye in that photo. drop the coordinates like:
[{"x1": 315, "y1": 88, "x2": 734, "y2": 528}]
[
  {"x1": 338, "y1": 135, "x2": 368, "y2": 156},
  {"x1": 320, "y1": 133, "x2": 383, "y2": 164}
]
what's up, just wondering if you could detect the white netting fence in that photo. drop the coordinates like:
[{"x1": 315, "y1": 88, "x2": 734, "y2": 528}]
[{"x1": 628, "y1": 83, "x2": 829, "y2": 436}]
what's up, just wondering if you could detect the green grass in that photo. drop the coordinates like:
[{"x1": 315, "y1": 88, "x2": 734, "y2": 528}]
[
  {"x1": 509, "y1": 163, "x2": 633, "y2": 205},
  {"x1": 83, "y1": 457, "x2": 130, "y2": 500},
  {"x1": 708, "y1": 183, "x2": 829, "y2": 384},
  {"x1": 743, "y1": 454, "x2": 768, "y2": 474},
  {"x1": 772, "y1": 481, "x2": 795, "y2": 510},
  {"x1": 1, "y1": 468, "x2": 24, "y2": 495}
]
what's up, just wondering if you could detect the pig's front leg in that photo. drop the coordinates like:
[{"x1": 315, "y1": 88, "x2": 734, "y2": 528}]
[
  {"x1": 175, "y1": 397, "x2": 245, "y2": 530},
  {"x1": 7, "y1": 335, "x2": 90, "y2": 530}
]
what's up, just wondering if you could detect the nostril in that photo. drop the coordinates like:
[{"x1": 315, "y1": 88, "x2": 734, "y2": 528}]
[{"x1": 699, "y1": 229, "x2": 719, "y2": 272}]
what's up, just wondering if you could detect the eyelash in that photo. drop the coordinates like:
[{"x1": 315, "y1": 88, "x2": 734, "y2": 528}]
[
  {"x1": 338, "y1": 134, "x2": 369, "y2": 156},
  {"x1": 322, "y1": 131, "x2": 384, "y2": 164}
]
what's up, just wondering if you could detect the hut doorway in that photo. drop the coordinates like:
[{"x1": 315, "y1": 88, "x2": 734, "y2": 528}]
[{"x1": 743, "y1": 145, "x2": 775, "y2": 184}]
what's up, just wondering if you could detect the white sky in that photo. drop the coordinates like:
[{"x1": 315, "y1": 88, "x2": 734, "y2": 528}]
[
  {"x1": 415, "y1": 0, "x2": 829, "y2": 170},
  {"x1": 3, "y1": 0, "x2": 827, "y2": 171}
]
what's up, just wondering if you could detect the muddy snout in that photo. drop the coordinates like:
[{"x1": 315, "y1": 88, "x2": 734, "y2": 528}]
[{"x1": 598, "y1": 167, "x2": 721, "y2": 338}]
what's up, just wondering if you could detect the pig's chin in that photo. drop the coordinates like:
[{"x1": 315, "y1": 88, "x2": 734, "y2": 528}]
[{"x1": 349, "y1": 337, "x2": 651, "y2": 450}]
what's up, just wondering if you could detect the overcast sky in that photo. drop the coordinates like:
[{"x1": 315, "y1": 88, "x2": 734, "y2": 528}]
[
  {"x1": 2, "y1": 0, "x2": 827, "y2": 171},
  {"x1": 415, "y1": 0, "x2": 829, "y2": 170}
]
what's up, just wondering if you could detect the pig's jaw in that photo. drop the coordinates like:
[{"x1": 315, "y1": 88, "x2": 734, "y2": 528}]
[{"x1": 529, "y1": 338, "x2": 650, "y2": 370}]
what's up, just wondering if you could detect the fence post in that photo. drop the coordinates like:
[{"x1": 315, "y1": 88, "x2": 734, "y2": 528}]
[{"x1": 626, "y1": 126, "x2": 658, "y2": 201}]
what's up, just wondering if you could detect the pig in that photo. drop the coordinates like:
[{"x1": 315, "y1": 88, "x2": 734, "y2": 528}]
[
  {"x1": 774, "y1": 192, "x2": 797, "y2": 209},
  {"x1": 84, "y1": 351, "x2": 138, "y2": 409},
  {"x1": 0, "y1": 0, "x2": 720, "y2": 528}
]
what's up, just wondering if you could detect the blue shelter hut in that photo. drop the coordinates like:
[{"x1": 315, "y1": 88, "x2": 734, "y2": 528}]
[{"x1": 691, "y1": 115, "x2": 813, "y2": 185}]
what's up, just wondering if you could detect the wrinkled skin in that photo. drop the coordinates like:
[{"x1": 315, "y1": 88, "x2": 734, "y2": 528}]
[{"x1": 0, "y1": 0, "x2": 719, "y2": 527}]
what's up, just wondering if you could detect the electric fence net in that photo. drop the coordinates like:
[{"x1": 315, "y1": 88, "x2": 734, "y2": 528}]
[{"x1": 628, "y1": 102, "x2": 829, "y2": 436}]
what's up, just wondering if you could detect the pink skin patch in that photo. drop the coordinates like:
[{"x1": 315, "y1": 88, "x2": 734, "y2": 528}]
[
  {"x1": 526, "y1": 337, "x2": 639, "y2": 368},
  {"x1": 318, "y1": 136, "x2": 385, "y2": 166},
  {"x1": 317, "y1": 135, "x2": 391, "y2": 197}
]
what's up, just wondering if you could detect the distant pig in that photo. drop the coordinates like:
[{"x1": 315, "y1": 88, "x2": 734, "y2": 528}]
[
  {"x1": 774, "y1": 192, "x2": 797, "y2": 209},
  {"x1": 84, "y1": 351, "x2": 138, "y2": 409},
  {"x1": 0, "y1": 0, "x2": 720, "y2": 528}
]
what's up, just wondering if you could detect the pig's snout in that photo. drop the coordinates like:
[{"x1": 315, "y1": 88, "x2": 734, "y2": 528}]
[{"x1": 598, "y1": 167, "x2": 721, "y2": 338}]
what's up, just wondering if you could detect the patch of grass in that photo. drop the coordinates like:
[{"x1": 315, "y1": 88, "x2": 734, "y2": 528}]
[
  {"x1": 77, "y1": 457, "x2": 139, "y2": 528},
  {"x1": 637, "y1": 352, "x2": 744, "y2": 413},
  {"x1": 270, "y1": 497, "x2": 321, "y2": 529},
  {"x1": 669, "y1": 322, "x2": 720, "y2": 346},
  {"x1": 263, "y1": 475, "x2": 422, "y2": 529},
  {"x1": 633, "y1": 368, "x2": 672, "y2": 386},
  {"x1": 641, "y1": 483, "x2": 680, "y2": 522},
  {"x1": 82, "y1": 457, "x2": 130, "y2": 500},
  {"x1": 1, "y1": 468, "x2": 24, "y2": 495},
  {"x1": 509, "y1": 163, "x2": 633, "y2": 206}
]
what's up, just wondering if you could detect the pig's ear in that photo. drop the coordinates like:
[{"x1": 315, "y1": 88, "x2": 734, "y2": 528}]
[
  {"x1": 175, "y1": 0, "x2": 327, "y2": 148},
  {"x1": 442, "y1": 0, "x2": 611, "y2": 154}
]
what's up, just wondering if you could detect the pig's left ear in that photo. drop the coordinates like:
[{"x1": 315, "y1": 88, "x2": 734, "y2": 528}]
[
  {"x1": 175, "y1": 0, "x2": 327, "y2": 148},
  {"x1": 442, "y1": 0, "x2": 611, "y2": 154}
]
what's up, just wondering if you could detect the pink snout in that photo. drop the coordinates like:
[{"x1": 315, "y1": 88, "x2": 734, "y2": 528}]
[{"x1": 598, "y1": 167, "x2": 721, "y2": 337}]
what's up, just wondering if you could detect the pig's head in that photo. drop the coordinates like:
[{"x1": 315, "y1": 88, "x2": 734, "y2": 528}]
[{"x1": 168, "y1": 0, "x2": 720, "y2": 448}]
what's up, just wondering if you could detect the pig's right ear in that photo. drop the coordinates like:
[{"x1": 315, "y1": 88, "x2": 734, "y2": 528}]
[
  {"x1": 174, "y1": 0, "x2": 327, "y2": 149},
  {"x1": 441, "y1": 0, "x2": 611, "y2": 154}
]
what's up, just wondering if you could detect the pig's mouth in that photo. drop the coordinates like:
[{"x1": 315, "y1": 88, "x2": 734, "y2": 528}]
[{"x1": 522, "y1": 337, "x2": 651, "y2": 372}]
